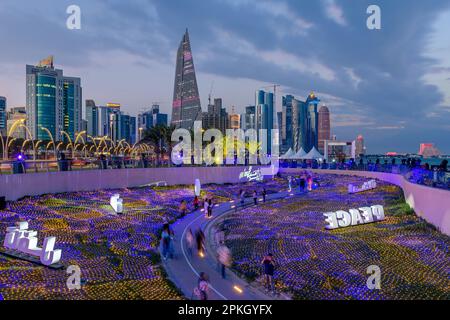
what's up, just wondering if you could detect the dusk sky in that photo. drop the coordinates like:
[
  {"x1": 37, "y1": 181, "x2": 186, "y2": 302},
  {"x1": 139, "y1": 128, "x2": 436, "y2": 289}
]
[{"x1": 0, "y1": 0, "x2": 449, "y2": 154}]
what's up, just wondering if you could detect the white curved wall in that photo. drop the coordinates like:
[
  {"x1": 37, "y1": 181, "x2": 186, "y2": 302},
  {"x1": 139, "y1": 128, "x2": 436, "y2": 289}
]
[
  {"x1": 1, "y1": 167, "x2": 448, "y2": 236},
  {"x1": 0, "y1": 167, "x2": 254, "y2": 201},
  {"x1": 281, "y1": 168, "x2": 450, "y2": 236}
]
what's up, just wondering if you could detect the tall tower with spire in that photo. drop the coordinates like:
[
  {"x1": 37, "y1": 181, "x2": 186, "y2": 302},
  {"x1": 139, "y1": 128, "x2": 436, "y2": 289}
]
[{"x1": 171, "y1": 29, "x2": 202, "y2": 130}]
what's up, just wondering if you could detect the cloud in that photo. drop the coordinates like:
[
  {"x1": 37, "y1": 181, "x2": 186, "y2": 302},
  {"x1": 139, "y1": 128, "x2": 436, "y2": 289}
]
[
  {"x1": 0, "y1": 0, "x2": 449, "y2": 153},
  {"x1": 209, "y1": 27, "x2": 336, "y2": 81},
  {"x1": 322, "y1": 0, "x2": 347, "y2": 26}
]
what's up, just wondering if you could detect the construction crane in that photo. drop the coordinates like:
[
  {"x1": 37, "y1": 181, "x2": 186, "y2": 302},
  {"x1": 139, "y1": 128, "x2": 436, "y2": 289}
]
[
  {"x1": 208, "y1": 81, "x2": 215, "y2": 106},
  {"x1": 260, "y1": 84, "x2": 281, "y2": 97}
]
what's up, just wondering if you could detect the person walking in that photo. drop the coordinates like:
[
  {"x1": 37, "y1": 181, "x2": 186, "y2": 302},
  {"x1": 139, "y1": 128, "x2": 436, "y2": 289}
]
[
  {"x1": 262, "y1": 188, "x2": 267, "y2": 203},
  {"x1": 215, "y1": 226, "x2": 225, "y2": 245},
  {"x1": 186, "y1": 228, "x2": 195, "y2": 257},
  {"x1": 217, "y1": 245, "x2": 232, "y2": 279},
  {"x1": 194, "y1": 272, "x2": 209, "y2": 300},
  {"x1": 253, "y1": 190, "x2": 258, "y2": 205},
  {"x1": 196, "y1": 228, "x2": 205, "y2": 256},
  {"x1": 261, "y1": 253, "x2": 275, "y2": 293},
  {"x1": 179, "y1": 200, "x2": 187, "y2": 217}
]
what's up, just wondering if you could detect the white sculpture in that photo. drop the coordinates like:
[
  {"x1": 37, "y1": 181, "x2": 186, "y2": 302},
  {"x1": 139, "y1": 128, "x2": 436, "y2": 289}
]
[
  {"x1": 110, "y1": 194, "x2": 123, "y2": 213},
  {"x1": 348, "y1": 179, "x2": 377, "y2": 194},
  {"x1": 3, "y1": 221, "x2": 62, "y2": 266},
  {"x1": 239, "y1": 166, "x2": 263, "y2": 182},
  {"x1": 195, "y1": 179, "x2": 201, "y2": 197},
  {"x1": 324, "y1": 205, "x2": 385, "y2": 230}
]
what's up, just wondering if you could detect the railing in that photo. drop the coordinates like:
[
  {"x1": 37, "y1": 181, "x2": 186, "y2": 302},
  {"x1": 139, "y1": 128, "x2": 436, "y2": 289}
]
[
  {"x1": 279, "y1": 161, "x2": 450, "y2": 190},
  {"x1": 1, "y1": 158, "x2": 449, "y2": 190}
]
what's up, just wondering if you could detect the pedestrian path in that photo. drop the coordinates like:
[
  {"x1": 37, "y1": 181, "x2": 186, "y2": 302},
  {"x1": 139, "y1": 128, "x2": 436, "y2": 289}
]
[{"x1": 161, "y1": 188, "x2": 300, "y2": 300}]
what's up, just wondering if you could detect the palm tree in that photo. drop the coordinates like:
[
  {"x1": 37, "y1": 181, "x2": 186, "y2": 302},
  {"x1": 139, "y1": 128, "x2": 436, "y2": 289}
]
[
  {"x1": 162, "y1": 124, "x2": 176, "y2": 167},
  {"x1": 143, "y1": 125, "x2": 165, "y2": 165}
]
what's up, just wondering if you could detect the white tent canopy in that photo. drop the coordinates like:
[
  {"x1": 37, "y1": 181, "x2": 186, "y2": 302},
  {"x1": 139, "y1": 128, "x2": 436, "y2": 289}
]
[
  {"x1": 280, "y1": 148, "x2": 295, "y2": 160},
  {"x1": 302, "y1": 147, "x2": 324, "y2": 160},
  {"x1": 291, "y1": 148, "x2": 307, "y2": 160}
]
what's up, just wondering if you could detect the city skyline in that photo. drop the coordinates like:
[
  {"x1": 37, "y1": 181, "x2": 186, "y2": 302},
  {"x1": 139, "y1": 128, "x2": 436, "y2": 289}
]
[{"x1": 0, "y1": 0, "x2": 449, "y2": 153}]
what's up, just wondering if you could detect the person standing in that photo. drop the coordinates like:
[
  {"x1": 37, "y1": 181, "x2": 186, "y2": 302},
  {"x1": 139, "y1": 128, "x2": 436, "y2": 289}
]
[
  {"x1": 240, "y1": 190, "x2": 245, "y2": 207},
  {"x1": 179, "y1": 200, "x2": 187, "y2": 217},
  {"x1": 161, "y1": 225, "x2": 171, "y2": 261},
  {"x1": 253, "y1": 190, "x2": 258, "y2": 205},
  {"x1": 261, "y1": 253, "x2": 275, "y2": 293},
  {"x1": 216, "y1": 245, "x2": 232, "y2": 279},
  {"x1": 262, "y1": 188, "x2": 267, "y2": 203},
  {"x1": 207, "y1": 198, "x2": 213, "y2": 218},
  {"x1": 203, "y1": 198, "x2": 209, "y2": 218},
  {"x1": 193, "y1": 196, "x2": 199, "y2": 210}
]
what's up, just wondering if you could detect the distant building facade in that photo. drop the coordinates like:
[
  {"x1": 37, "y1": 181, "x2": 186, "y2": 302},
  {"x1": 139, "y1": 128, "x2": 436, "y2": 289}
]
[
  {"x1": 0, "y1": 97, "x2": 6, "y2": 136},
  {"x1": 138, "y1": 104, "x2": 168, "y2": 131},
  {"x1": 202, "y1": 98, "x2": 229, "y2": 134},
  {"x1": 26, "y1": 56, "x2": 82, "y2": 141},
  {"x1": 318, "y1": 105, "x2": 331, "y2": 154},
  {"x1": 255, "y1": 90, "x2": 274, "y2": 154},
  {"x1": 355, "y1": 134, "x2": 365, "y2": 158},
  {"x1": 7, "y1": 107, "x2": 27, "y2": 139},
  {"x1": 171, "y1": 29, "x2": 202, "y2": 130},
  {"x1": 419, "y1": 143, "x2": 440, "y2": 157},
  {"x1": 241, "y1": 105, "x2": 256, "y2": 130}
]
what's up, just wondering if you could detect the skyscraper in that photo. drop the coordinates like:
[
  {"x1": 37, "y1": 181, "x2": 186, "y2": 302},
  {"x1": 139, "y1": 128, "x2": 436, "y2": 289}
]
[
  {"x1": 26, "y1": 56, "x2": 82, "y2": 141},
  {"x1": 292, "y1": 98, "x2": 307, "y2": 152},
  {"x1": 241, "y1": 105, "x2": 256, "y2": 130},
  {"x1": 281, "y1": 95, "x2": 294, "y2": 151},
  {"x1": 0, "y1": 97, "x2": 6, "y2": 136},
  {"x1": 305, "y1": 92, "x2": 320, "y2": 152},
  {"x1": 85, "y1": 100, "x2": 98, "y2": 137},
  {"x1": 318, "y1": 105, "x2": 331, "y2": 154},
  {"x1": 229, "y1": 106, "x2": 240, "y2": 130},
  {"x1": 255, "y1": 90, "x2": 274, "y2": 154},
  {"x1": 202, "y1": 98, "x2": 229, "y2": 133},
  {"x1": 172, "y1": 29, "x2": 202, "y2": 130},
  {"x1": 139, "y1": 104, "x2": 168, "y2": 131},
  {"x1": 63, "y1": 77, "x2": 82, "y2": 140}
]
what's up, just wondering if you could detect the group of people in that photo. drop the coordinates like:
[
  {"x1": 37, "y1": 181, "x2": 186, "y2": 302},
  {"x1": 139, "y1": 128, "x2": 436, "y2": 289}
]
[
  {"x1": 203, "y1": 196, "x2": 214, "y2": 218},
  {"x1": 237, "y1": 188, "x2": 267, "y2": 208},
  {"x1": 193, "y1": 252, "x2": 276, "y2": 300},
  {"x1": 288, "y1": 172, "x2": 314, "y2": 192}
]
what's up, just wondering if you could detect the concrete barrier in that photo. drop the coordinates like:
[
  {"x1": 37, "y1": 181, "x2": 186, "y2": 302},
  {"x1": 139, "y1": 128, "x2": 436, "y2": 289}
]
[
  {"x1": 0, "y1": 166, "x2": 256, "y2": 201},
  {"x1": 1, "y1": 167, "x2": 448, "y2": 236},
  {"x1": 281, "y1": 168, "x2": 450, "y2": 236}
]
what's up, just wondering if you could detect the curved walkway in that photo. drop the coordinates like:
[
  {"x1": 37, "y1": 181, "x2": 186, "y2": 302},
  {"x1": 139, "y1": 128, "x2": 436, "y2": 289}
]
[{"x1": 161, "y1": 189, "x2": 297, "y2": 300}]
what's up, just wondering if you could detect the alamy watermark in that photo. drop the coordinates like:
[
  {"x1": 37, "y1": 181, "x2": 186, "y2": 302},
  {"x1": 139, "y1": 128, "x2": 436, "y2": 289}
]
[
  {"x1": 367, "y1": 5, "x2": 381, "y2": 30},
  {"x1": 66, "y1": 5, "x2": 81, "y2": 30},
  {"x1": 366, "y1": 265, "x2": 381, "y2": 290},
  {"x1": 66, "y1": 265, "x2": 81, "y2": 290},
  {"x1": 171, "y1": 121, "x2": 280, "y2": 175}
]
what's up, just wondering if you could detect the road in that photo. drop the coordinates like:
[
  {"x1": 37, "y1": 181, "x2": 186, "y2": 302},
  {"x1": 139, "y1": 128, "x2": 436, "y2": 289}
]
[{"x1": 161, "y1": 188, "x2": 299, "y2": 300}]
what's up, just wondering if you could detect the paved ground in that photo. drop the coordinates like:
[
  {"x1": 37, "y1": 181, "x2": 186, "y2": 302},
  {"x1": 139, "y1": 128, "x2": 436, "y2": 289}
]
[{"x1": 161, "y1": 188, "x2": 298, "y2": 300}]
